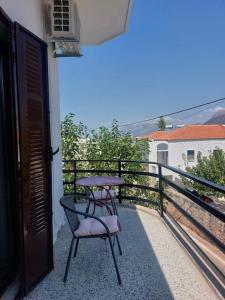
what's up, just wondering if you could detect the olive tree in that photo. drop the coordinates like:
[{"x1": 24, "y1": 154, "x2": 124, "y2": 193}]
[{"x1": 181, "y1": 148, "x2": 225, "y2": 197}]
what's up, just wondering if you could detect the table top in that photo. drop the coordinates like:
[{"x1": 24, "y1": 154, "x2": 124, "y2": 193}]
[{"x1": 76, "y1": 176, "x2": 125, "y2": 187}]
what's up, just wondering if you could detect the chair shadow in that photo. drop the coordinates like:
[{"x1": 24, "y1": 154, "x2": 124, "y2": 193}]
[{"x1": 25, "y1": 203, "x2": 175, "y2": 300}]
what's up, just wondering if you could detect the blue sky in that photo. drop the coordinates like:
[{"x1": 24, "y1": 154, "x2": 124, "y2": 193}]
[{"x1": 59, "y1": 0, "x2": 225, "y2": 129}]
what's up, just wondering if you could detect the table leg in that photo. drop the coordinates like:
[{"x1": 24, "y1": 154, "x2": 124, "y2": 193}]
[{"x1": 103, "y1": 187, "x2": 118, "y2": 216}]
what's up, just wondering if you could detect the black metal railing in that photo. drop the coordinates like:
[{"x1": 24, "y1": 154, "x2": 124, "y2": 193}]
[
  {"x1": 63, "y1": 159, "x2": 159, "y2": 207},
  {"x1": 63, "y1": 159, "x2": 225, "y2": 296}
]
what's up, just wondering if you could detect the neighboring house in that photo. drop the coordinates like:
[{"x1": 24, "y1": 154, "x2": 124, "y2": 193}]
[
  {"x1": 0, "y1": 0, "x2": 132, "y2": 298},
  {"x1": 145, "y1": 124, "x2": 225, "y2": 179}
]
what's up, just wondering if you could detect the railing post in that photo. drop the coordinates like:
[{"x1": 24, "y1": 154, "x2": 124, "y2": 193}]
[
  {"x1": 158, "y1": 164, "x2": 164, "y2": 217},
  {"x1": 118, "y1": 160, "x2": 122, "y2": 203},
  {"x1": 74, "y1": 160, "x2": 77, "y2": 202}
]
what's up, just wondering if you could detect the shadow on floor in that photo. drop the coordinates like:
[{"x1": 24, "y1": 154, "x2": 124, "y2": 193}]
[{"x1": 25, "y1": 204, "x2": 217, "y2": 300}]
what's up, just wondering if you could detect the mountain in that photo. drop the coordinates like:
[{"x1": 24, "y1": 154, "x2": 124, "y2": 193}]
[
  {"x1": 125, "y1": 117, "x2": 182, "y2": 137},
  {"x1": 124, "y1": 116, "x2": 183, "y2": 137},
  {"x1": 205, "y1": 109, "x2": 225, "y2": 125},
  {"x1": 122, "y1": 122, "x2": 158, "y2": 137},
  {"x1": 125, "y1": 107, "x2": 225, "y2": 137}
]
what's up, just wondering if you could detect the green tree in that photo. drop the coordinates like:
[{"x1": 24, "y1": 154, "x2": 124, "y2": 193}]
[
  {"x1": 86, "y1": 120, "x2": 149, "y2": 162},
  {"x1": 61, "y1": 115, "x2": 157, "y2": 206},
  {"x1": 61, "y1": 114, "x2": 88, "y2": 193},
  {"x1": 85, "y1": 120, "x2": 150, "y2": 197},
  {"x1": 61, "y1": 113, "x2": 87, "y2": 160},
  {"x1": 181, "y1": 148, "x2": 225, "y2": 197},
  {"x1": 157, "y1": 116, "x2": 166, "y2": 131}
]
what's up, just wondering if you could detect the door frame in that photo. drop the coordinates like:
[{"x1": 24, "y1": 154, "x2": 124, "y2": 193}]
[
  {"x1": 0, "y1": 7, "x2": 54, "y2": 298},
  {"x1": 0, "y1": 7, "x2": 20, "y2": 298}
]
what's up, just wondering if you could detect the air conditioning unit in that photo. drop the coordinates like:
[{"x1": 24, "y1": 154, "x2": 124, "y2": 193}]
[{"x1": 50, "y1": 0, "x2": 80, "y2": 42}]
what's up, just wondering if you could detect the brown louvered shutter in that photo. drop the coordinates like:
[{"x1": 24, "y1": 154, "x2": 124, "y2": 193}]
[{"x1": 15, "y1": 23, "x2": 53, "y2": 294}]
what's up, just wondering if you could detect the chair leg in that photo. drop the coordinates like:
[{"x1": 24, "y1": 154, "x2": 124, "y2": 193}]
[
  {"x1": 108, "y1": 236, "x2": 122, "y2": 285},
  {"x1": 111, "y1": 197, "x2": 118, "y2": 215},
  {"x1": 92, "y1": 201, "x2": 96, "y2": 215},
  {"x1": 64, "y1": 237, "x2": 75, "y2": 282},
  {"x1": 116, "y1": 234, "x2": 122, "y2": 255},
  {"x1": 112, "y1": 235, "x2": 116, "y2": 247},
  {"x1": 74, "y1": 238, "x2": 79, "y2": 258}
]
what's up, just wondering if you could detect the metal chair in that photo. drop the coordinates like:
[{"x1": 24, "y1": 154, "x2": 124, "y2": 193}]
[{"x1": 60, "y1": 195, "x2": 122, "y2": 284}]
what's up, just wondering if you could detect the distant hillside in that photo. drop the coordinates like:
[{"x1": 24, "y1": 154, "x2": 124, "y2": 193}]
[
  {"x1": 122, "y1": 122, "x2": 158, "y2": 137},
  {"x1": 205, "y1": 109, "x2": 225, "y2": 125},
  {"x1": 126, "y1": 108, "x2": 225, "y2": 137}
]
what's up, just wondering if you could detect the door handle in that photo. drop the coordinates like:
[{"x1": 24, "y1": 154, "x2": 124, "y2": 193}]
[{"x1": 50, "y1": 146, "x2": 60, "y2": 161}]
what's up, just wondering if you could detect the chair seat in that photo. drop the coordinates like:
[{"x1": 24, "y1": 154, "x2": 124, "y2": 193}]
[
  {"x1": 89, "y1": 189, "x2": 115, "y2": 200},
  {"x1": 74, "y1": 215, "x2": 119, "y2": 237}
]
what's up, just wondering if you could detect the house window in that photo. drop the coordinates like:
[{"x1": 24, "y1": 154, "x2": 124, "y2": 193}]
[
  {"x1": 157, "y1": 143, "x2": 168, "y2": 165},
  {"x1": 187, "y1": 150, "x2": 195, "y2": 162}
]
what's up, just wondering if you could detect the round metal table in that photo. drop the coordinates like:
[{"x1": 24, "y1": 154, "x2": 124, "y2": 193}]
[{"x1": 76, "y1": 176, "x2": 125, "y2": 215}]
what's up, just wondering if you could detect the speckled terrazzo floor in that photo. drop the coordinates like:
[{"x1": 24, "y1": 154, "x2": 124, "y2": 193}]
[{"x1": 25, "y1": 205, "x2": 218, "y2": 300}]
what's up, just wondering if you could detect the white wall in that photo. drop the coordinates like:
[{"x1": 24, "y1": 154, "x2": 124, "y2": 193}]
[
  {"x1": 0, "y1": 0, "x2": 44, "y2": 39},
  {"x1": 168, "y1": 139, "x2": 225, "y2": 170},
  {"x1": 0, "y1": 0, "x2": 65, "y2": 242},
  {"x1": 48, "y1": 46, "x2": 65, "y2": 243},
  {"x1": 149, "y1": 141, "x2": 158, "y2": 164},
  {"x1": 149, "y1": 139, "x2": 225, "y2": 179}
]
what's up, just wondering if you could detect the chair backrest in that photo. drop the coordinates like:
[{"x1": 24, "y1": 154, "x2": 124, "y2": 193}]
[{"x1": 60, "y1": 196, "x2": 79, "y2": 233}]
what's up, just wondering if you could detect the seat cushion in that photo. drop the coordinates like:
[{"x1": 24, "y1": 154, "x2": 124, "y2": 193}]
[
  {"x1": 89, "y1": 190, "x2": 115, "y2": 200},
  {"x1": 74, "y1": 215, "x2": 119, "y2": 237}
]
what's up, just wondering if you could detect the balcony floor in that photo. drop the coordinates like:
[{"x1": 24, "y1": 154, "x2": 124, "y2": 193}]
[{"x1": 25, "y1": 204, "x2": 218, "y2": 300}]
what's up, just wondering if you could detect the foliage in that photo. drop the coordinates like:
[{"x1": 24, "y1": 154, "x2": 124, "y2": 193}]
[
  {"x1": 86, "y1": 120, "x2": 149, "y2": 161},
  {"x1": 61, "y1": 113, "x2": 87, "y2": 160},
  {"x1": 61, "y1": 115, "x2": 157, "y2": 207},
  {"x1": 181, "y1": 149, "x2": 225, "y2": 197},
  {"x1": 157, "y1": 116, "x2": 166, "y2": 131}
]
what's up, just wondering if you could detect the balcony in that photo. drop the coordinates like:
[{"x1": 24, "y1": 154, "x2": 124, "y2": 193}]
[{"x1": 26, "y1": 160, "x2": 225, "y2": 299}]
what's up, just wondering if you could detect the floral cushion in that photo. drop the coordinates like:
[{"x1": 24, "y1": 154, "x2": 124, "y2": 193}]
[
  {"x1": 89, "y1": 190, "x2": 115, "y2": 200},
  {"x1": 74, "y1": 215, "x2": 119, "y2": 237}
]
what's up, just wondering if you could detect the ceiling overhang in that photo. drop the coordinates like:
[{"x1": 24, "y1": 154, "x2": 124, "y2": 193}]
[{"x1": 74, "y1": 0, "x2": 132, "y2": 45}]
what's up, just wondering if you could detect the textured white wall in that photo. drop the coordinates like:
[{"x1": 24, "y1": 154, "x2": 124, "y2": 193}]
[
  {"x1": 149, "y1": 139, "x2": 225, "y2": 178},
  {"x1": 0, "y1": 0, "x2": 44, "y2": 39},
  {"x1": 0, "y1": 0, "x2": 65, "y2": 242},
  {"x1": 168, "y1": 139, "x2": 225, "y2": 170},
  {"x1": 48, "y1": 47, "x2": 65, "y2": 243},
  {"x1": 149, "y1": 141, "x2": 158, "y2": 164}
]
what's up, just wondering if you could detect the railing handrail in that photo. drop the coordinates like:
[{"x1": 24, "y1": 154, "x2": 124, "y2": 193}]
[
  {"x1": 63, "y1": 159, "x2": 158, "y2": 164},
  {"x1": 63, "y1": 158, "x2": 225, "y2": 195},
  {"x1": 63, "y1": 158, "x2": 225, "y2": 220},
  {"x1": 163, "y1": 177, "x2": 225, "y2": 223},
  {"x1": 62, "y1": 158, "x2": 225, "y2": 295},
  {"x1": 161, "y1": 163, "x2": 225, "y2": 194}
]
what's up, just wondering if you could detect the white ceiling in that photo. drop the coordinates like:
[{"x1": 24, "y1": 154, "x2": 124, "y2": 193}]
[{"x1": 74, "y1": 0, "x2": 132, "y2": 45}]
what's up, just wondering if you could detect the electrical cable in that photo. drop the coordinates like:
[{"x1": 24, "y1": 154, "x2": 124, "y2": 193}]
[{"x1": 117, "y1": 96, "x2": 225, "y2": 128}]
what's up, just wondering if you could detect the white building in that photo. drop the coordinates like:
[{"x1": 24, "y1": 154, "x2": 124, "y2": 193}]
[
  {"x1": 0, "y1": 0, "x2": 132, "y2": 297},
  {"x1": 146, "y1": 124, "x2": 225, "y2": 179}
]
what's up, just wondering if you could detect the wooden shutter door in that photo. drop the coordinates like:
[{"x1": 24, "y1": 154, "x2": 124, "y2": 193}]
[{"x1": 15, "y1": 23, "x2": 53, "y2": 294}]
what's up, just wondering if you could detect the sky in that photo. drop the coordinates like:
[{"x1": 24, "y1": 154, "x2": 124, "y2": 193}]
[{"x1": 59, "y1": 0, "x2": 225, "y2": 129}]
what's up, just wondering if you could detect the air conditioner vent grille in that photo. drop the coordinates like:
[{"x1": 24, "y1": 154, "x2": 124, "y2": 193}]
[{"x1": 53, "y1": 0, "x2": 70, "y2": 33}]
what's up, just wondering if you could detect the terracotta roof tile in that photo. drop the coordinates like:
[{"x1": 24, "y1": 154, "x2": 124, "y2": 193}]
[{"x1": 145, "y1": 125, "x2": 225, "y2": 141}]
